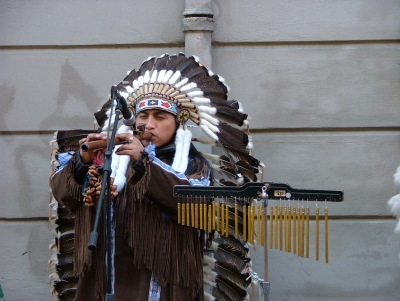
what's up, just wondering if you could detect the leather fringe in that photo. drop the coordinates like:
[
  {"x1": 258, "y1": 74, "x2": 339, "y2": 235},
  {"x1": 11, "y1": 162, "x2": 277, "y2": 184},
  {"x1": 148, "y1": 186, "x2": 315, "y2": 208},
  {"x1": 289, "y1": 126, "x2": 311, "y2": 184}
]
[{"x1": 118, "y1": 158, "x2": 205, "y2": 301}]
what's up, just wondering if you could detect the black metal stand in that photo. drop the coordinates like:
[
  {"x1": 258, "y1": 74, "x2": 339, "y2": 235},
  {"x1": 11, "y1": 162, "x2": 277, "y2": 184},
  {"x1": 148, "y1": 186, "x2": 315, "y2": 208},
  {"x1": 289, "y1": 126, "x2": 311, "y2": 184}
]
[{"x1": 88, "y1": 87, "x2": 126, "y2": 300}]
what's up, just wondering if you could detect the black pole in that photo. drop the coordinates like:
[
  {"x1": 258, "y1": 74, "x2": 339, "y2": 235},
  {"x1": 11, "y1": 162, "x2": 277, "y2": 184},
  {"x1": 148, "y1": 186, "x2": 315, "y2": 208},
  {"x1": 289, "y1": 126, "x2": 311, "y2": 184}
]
[{"x1": 88, "y1": 87, "x2": 126, "y2": 300}]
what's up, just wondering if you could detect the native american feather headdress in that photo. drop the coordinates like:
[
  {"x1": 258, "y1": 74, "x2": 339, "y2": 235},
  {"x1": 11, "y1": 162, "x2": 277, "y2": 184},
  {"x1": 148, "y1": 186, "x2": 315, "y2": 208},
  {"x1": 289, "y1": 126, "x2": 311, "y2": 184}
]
[
  {"x1": 93, "y1": 53, "x2": 264, "y2": 192},
  {"x1": 48, "y1": 53, "x2": 264, "y2": 301}
]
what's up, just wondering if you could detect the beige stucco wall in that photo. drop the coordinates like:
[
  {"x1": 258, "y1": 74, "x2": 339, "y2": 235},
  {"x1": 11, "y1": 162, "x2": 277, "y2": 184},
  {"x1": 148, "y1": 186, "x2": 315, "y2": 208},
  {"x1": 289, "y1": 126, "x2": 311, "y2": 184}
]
[{"x1": 0, "y1": 0, "x2": 399, "y2": 300}]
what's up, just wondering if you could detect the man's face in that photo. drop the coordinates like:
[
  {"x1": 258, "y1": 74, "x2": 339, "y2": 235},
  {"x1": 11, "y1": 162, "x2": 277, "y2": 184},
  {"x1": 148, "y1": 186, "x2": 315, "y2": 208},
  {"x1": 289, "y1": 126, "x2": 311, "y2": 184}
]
[{"x1": 136, "y1": 109, "x2": 177, "y2": 148}]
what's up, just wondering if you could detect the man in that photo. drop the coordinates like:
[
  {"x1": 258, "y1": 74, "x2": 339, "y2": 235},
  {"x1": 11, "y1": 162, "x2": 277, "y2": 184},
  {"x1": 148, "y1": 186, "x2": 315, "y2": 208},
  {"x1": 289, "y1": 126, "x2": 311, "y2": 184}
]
[{"x1": 50, "y1": 53, "x2": 259, "y2": 301}]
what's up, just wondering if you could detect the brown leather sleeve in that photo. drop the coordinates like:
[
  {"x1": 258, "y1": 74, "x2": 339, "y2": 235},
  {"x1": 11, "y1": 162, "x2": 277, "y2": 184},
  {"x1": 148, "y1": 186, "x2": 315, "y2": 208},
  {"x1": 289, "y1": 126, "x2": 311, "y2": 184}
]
[
  {"x1": 144, "y1": 162, "x2": 191, "y2": 221},
  {"x1": 50, "y1": 156, "x2": 83, "y2": 212}
]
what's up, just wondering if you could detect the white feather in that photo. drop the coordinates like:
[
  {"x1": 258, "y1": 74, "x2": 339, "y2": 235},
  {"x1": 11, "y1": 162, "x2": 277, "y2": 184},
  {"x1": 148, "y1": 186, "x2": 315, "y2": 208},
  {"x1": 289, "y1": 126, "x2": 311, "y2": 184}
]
[
  {"x1": 394, "y1": 220, "x2": 400, "y2": 234},
  {"x1": 203, "y1": 277, "x2": 216, "y2": 289},
  {"x1": 132, "y1": 80, "x2": 139, "y2": 90},
  {"x1": 157, "y1": 70, "x2": 167, "y2": 82},
  {"x1": 200, "y1": 125, "x2": 219, "y2": 141},
  {"x1": 113, "y1": 154, "x2": 130, "y2": 192},
  {"x1": 143, "y1": 70, "x2": 150, "y2": 84},
  {"x1": 119, "y1": 91, "x2": 129, "y2": 99},
  {"x1": 137, "y1": 76, "x2": 144, "y2": 87},
  {"x1": 172, "y1": 127, "x2": 185, "y2": 171},
  {"x1": 203, "y1": 266, "x2": 218, "y2": 280},
  {"x1": 388, "y1": 194, "x2": 400, "y2": 218},
  {"x1": 187, "y1": 90, "x2": 204, "y2": 98},
  {"x1": 180, "y1": 82, "x2": 198, "y2": 92},
  {"x1": 110, "y1": 146, "x2": 121, "y2": 178},
  {"x1": 150, "y1": 70, "x2": 158, "y2": 83},
  {"x1": 176, "y1": 128, "x2": 192, "y2": 173},
  {"x1": 125, "y1": 85, "x2": 134, "y2": 94},
  {"x1": 109, "y1": 126, "x2": 132, "y2": 192},
  {"x1": 199, "y1": 152, "x2": 221, "y2": 163},
  {"x1": 199, "y1": 112, "x2": 219, "y2": 125},
  {"x1": 198, "y1": 105, "x2": 216, "y2": 114},
  {"x1": 238, "y1": 101, "x2": 244, "y2": 113},
  {"x1": 202, "y1": 255, "x2": 216, "y2": 269},
  {"x1": 169, "y1": 71, "x2": 181, "y2": 85},
  {"x1": 236, "y1": 174, "x2": 244, "y2": 185},
  {"x1": 193, "y1": 136, "x2": 217, "y2": 146},
  {"x1": 200, "y1": 119, "x2": 220, "y2": 133},
  {"x1": 174, "y1": 78, "x2": 189, "y2": 89},
  {"x1": 162, "y1": 70, "x2": 173, "y2": 83},
  {"x1": 209, "y1": 240, "x2": 219, "y2": 252},
  {"x1": 394, "y1": 165, "x2": 400, "y2": 187},
  {"x1": 204, "y1": 291, "x2": 216, "y2": 301},
  {"x1": 193, "y1": 97, "x2": 211, "y2": 105}
]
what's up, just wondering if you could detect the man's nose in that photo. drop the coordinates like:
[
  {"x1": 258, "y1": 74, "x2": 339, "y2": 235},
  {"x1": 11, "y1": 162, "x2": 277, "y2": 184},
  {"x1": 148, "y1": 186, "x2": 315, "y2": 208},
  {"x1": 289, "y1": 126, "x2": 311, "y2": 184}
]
[{"x1": 145, "y1": 116, "x2": 155, "y2": 129}]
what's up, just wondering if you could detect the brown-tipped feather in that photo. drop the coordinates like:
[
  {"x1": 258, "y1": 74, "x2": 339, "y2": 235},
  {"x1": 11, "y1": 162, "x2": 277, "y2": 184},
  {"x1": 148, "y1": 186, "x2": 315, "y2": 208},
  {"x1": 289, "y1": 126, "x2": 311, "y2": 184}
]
[
  {"x1": 209, "y1": 98, "x2": 240, "y2": 110},
  {"x1": 217, "y1": 236, "x2": 249, "y2": 257},
  {"x1": 217, "y1": 179, "x2": 237, "y2": 186},
  {"x1": 224, "y1": 145, "x2": 260, "y2": 167},
  {"x1": 197, "y1": 81, "x2": 228, "y2": 96},
  {"x1": 216, "y1": 166, "x2": 240, "y2": 180},
  {"x1": 219, "y1": 155, "x2": 236, "y2": 170},
  {"x1": 214, "y1": 106, "x2": 248, "y2": 126},
  {"x1": 183, "y1": 65, "x2": 210, "y2": 81},
  {"x1": 212, "y1": 287, "x2": 231, "y2": 301},
  {"x1": 218, "y1": 123, "x2": 249, "y2": 147},
  {"x1": 217, "y1": 133, "x2": 247, "y2": 156},
  {"x1": 123, "y1": 69, "x2": 140, "y2": 84},
  {"x1": 236, "y1": 161, "x2": 259, "y2": 182},
  {"x1": 164, "y1": 53, "x2": 186, "y2": 71},
  {"x1": 93, "y1": 98, "x2": 112, "y2": 129},
  {"x1": 138, "y1": 57, "x2": 156, "y2": 75},
  {"x1": 215, "y1": 247, "x2": 249, "y2": 274},
  {"x1": 153, "y1": 54, "x2": 170, "y2": 71},
  {"x1": 215, "y1": 275, "x2": 248, "y2": 301},
  {"x1": 56, "y1": 287, "x2": 78, "y2": 301},
  {"x1": 215, "y1": 263, "x2": 251, "y2": 288},
  {"x1": 176, "y1": 56, "x2": 200, "y2": 74},
  {"x1": 56, "y1": 130, "x2": 96, "y2": 153},
  {"x1": 53, "y1": 278, "x2": 78, "y2": 294}
]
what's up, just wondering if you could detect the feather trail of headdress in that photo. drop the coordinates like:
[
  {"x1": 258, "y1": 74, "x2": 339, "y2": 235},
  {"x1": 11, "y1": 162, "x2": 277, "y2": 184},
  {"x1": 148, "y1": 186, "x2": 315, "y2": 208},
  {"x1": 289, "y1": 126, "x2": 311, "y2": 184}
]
[{"x1": 388, "y1": 165, "x2": 400, "y2": 234}]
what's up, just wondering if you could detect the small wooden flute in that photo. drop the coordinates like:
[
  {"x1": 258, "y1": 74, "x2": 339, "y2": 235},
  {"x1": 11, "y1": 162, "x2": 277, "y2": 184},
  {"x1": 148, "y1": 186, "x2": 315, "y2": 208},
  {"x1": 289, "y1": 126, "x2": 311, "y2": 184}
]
[{"x1": 81, "y1": 131, "x2": 152, "y2": 152}]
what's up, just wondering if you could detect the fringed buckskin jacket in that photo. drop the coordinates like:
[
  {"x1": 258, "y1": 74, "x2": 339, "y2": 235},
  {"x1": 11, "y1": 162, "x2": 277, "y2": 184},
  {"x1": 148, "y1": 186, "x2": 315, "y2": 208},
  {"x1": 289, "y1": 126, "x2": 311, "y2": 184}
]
[{"x1": 50, "y1": 143, "x2": 211, "y2": 301}]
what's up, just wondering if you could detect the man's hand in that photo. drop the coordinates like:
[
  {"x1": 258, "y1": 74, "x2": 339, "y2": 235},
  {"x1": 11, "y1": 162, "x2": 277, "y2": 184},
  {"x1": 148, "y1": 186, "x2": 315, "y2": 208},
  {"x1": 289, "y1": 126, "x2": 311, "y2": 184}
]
[
  {"x1": 79, "y1": 133, "x2": 108, "y2": 164},
  {"x1": 114, "y1": 133, "x2": 145, "y2": 162}
]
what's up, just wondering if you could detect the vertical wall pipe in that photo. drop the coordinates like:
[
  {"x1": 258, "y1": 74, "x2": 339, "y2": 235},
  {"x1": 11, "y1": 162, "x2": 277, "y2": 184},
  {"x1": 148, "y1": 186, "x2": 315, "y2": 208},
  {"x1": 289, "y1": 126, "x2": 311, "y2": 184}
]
[{"x1": 183, "y1": 0, "x2": 214, "y2": 67}]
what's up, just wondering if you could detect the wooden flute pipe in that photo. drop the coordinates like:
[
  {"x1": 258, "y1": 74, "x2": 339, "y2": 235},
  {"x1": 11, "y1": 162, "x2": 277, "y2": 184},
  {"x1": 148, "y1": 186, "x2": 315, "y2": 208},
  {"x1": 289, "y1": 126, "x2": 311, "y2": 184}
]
[
  {"x1": 178, "y1": 203, "x2": 181, "y2": 224},
  {"x1": 186, "y1": 201, "x2": 190, "y2": 228},
  {"x1": 292, "y1": 207, "x2": 297, "y2": 255},
  {"x1": 306, "y1": 207, "x2": 310, "y2": 258},
  {"x1": 279, "y1": 206, "x2": 283, "y2": 251},
  {"x1": 257, "y1": 206, "x2": 261, "y2": 245},
  {"x1": 274, "y1": 206, "x2": 278, "y2": 249},
  {"x1": 316, "y1": 206, "x2": 319, "y2": 261},
  {"x1": 269, "y1": 206, "x2": 273, "y2": 249},
  {"x1": 225, "y1": 205, "x2": 229, "y2": 237},
  {"x1": 261, "y1": 207, "x2": 265, "y2": 246},
  {"x1": 191, "y1": 203, "x2": 195, "y2": 228},
  {"x1": 325, "y1": 207, "x2": 329, "y2": 264},
  {"x1": 235, "y1": 204, "x2": 239, "y2": 239},
  {"x1": 243, "y1": 205, "x2": 247, "y2": 241}
]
